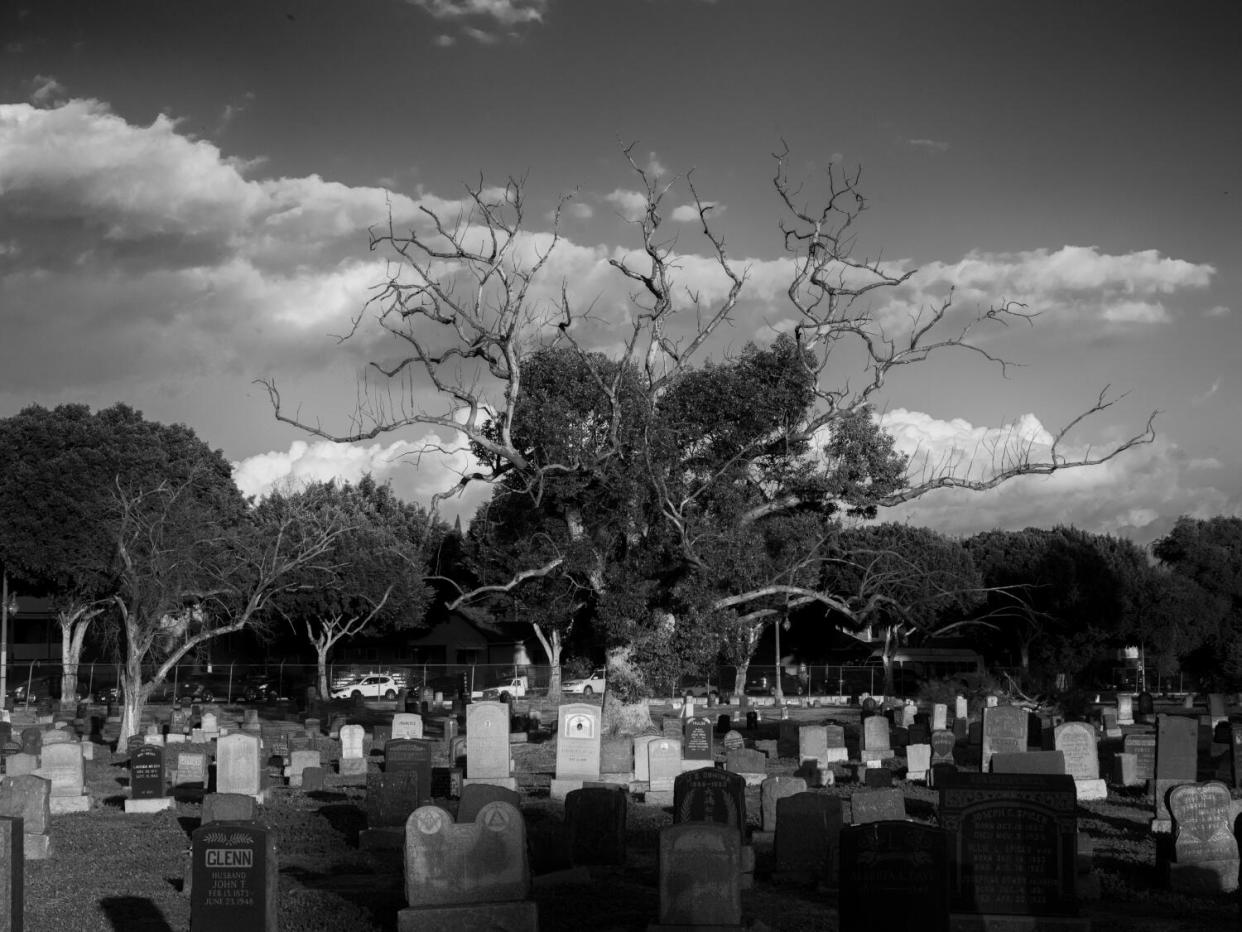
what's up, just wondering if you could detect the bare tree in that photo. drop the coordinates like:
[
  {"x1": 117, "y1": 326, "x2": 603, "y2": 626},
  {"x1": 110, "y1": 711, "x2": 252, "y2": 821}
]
[{"x1": 263, "y1": 145, "x2": 1156, "y2": 732}]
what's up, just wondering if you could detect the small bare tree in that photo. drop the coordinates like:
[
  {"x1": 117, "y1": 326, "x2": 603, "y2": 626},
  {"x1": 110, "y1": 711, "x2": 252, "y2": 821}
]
[{"x1": 263, "y1": 145, "x2": 1155, "y2": 733}]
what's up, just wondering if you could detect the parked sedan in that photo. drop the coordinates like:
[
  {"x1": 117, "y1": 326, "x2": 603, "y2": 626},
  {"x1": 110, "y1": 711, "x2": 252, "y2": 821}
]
[
  {"x1": 563, "y1": 668, "x2": 606, "y2": 696},
  {"x1": 330, "y1": 673, "x2": 402, "y2": 701}
]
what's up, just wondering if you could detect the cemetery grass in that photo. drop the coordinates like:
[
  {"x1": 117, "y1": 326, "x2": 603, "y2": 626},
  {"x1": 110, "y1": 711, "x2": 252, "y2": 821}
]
[{"x1": 28, "y1": 709, "x2": 1239, "y2": 932}]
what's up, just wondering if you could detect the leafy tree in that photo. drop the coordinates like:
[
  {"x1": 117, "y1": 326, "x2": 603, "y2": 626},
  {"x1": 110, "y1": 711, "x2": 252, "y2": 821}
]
[
  {"x1": 0, "y1": 404, "x2": 245, "y2": 706},
  {"x1": 265, "y1": 146, "x2": 1155, "y2": 733},
  {"x1": 262, "y1": 476, "x2": 434, "y2": 699}
]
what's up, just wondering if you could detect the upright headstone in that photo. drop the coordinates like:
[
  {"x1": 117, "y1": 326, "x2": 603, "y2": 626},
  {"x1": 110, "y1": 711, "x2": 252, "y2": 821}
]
[
  {"x1": 551, "y1": 704, "x2": 601, "y2": 799},
  {"x1": 1054, "y1": 721, "x2": 1107, "y2": 801},
  {"x1": 399, "y1": 801, "x2": 535, "y2": 931},
  {"x1": 365, "y1": 770, "x2": 423, "y2": 832},
  {"x1": 773, "y1": 791, "x2": 843, "y2": 886},
  {"x1": 0, "y1": 816, "x2": 22, "y2": 931},
  {"x1": 1123, "y1": 732, "x2": 1157, "y2": 785},
  {"x1": 287, "y1": 749, "x2": 322, "y2": 788},
  {"x1": 1153, "y1": 714, "x2": 1198, "y2": 830},
  {"x1": 981, "y1": 705, "x2": 1028, "y2": 773},
  {"x1": 1116, "y1": 694, "x2": 1135, "y2": 726},
  {"x1": 657, "y1": 823, "x2": 742, "y2": 928},
  {"x1": 839, "y1": 821, "x2": 950, "y2": 932},
  {"x1": 861, "y1": 716, "x2": 892, "y2": 763},
  {"x1": 202, "y1": 793, "x2": 257, "y2": 824},
  {"x1": 823, "y1": 723, "x2": 848, "y2": 764},
  {"x1": 673, "y1": 768, "x2": 746, "y2": 839},
  {"x1": 905, "y1": 743, "x2": 931, "y2": 782},
  {"x1": 338, "y1": 724, "x2": 367, "y2": 777},
  {"x1": 682, "y1": 716, "x2": 714, "y2": 767},
  {"x1": 633, "y1": 735, "x2": 658, "y2": 784},
  {"x1": 599, "y1": 736, "x2": 633, "y2": 778},
  {"x1": 1101, "y1": 708, "x2": 1122, "y2": 739},
  {"x1": 1207, "y1": 693, "x2": 1228, "y2": 729},
  {"x1": 990, "y1": 750, "x2": 1066, "y2": 775},
  {"x1": 0, "y1": 775, "x2": 49, "y2": 860},
  {"x1": 172, "y1": 749, "x2": 209, "y2": 789},
  {"x1": 1167, "y1": 781, "x2": 1239, "y2": 893},
  {"x1": 648, "y1": 738, "x2": 683, "y2": 796},
  {"x1": 850, "y1": 787, "x2": 906, "y2": 824},
  {"x1": 931, "y1": 730, "x2": 957, "y2": 767},
  {"x1": 1232, "y1": 724, "x2": 1242, "y2": 791},
  {"x1": 216, "y1": 733, "x2": 263, "y2": 801},
  {"x1": 384, "y1": 740, "x2": 432, "y2": 806},
  {"x1": 723, "y1": 748, "x2": 767, "y2": 786},
  {"x1": 33, "y1": 743, "x2": 88, "y2": 813},
  {"x1": 938, "y1": 772, "x2": 1080, "y2": 923},
  {"x1": 932, "y1": 703, "x2": 948, "y2": 732},
  {"x1": 391, "y1": 713, "x2": 423, "y2": 740},
  {"x1": 564, "y1": 786, "x2": 626, "y2": 866},
  {"x1": 190, "y1": 821, "x2": 278, "y2": 932},
  {"x1": 457, "y1": 783, "x2": 521, "y2": 823},
  {"x1": 954, "y1": 695, "x2": 968, "y2": 722},
  {"x1": 759, "y1": 774, "x2": 807, "y2": 833},
  {"x1": 125, "y1": 744, "x2": 173, "y2": 813},
  {"x1": 465, "y1": 702, "x2": 515, "y2": 790}
]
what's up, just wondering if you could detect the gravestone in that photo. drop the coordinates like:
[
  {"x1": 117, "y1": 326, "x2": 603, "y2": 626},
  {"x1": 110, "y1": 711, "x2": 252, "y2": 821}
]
[
  {"x1": 4, "y1": 756, "x2": 34, "y2": 779},
  {"x1": 931, "y1": 730, "x2": 956, "y2": 767},
  {"x1": 799, "y1": 725, "x2": 828, "y2": 769},
  {"x1": 673, "y1": 768, "x2": 746, "y2": 839},
  {"x1": 773, "y1": 791, "x2": 843, "y2": 886},
  {"x1": 723, "y1": 748, "x2": 767, "y2": 786},
  {"x1": 1117, "y1": 693, "x2": 1135, "y2": 726},
  {"x1": 1054, "y1": 721, "x2": 1107, "y2": 800},
  {"x1": 981, "y1": 705, "x2": 1028, "y2": 773},
  {"x1": 633, "y1": 735, "x2": 658, "y2": 784},
  {"x1": 287, "y1": 749, "x2": 321, "y2": 788},
  {"x1": 1207, "y1": 693, "x2": 1228, "y2": 728},
  {"x1": 777, "y1": 721, "x2": 800, "y2": 758},
  {"x1": 0, "y1": 816, "x2": 21, "y2": 932},
  {"x1": 1123, "y1": 733, "x2": 1157, "y2": 784},
  {"x1": 338, "y1": 724, "x2": 367, "y2": 778},
  {"x1": 391, "y1": 713, "x2": 423, "y2": 740},
  {"x1": 190, "y1": 820, "x2": 278, "y2": 932},
  {"x1": 1232, "y1": 724, "x2": 1242, "y2": 790},
  {"x1": 990, "y1": 750, "x2": 1066, "y2": 775},
  {"x1": 384, "y1": 740, "x2": 432, "y2": 806},
  {"x1": 1136, "y1": 691, "x2": 1156, "y2": 719},
  {"x1": 429, "y1": 767, "x2": 457, "y2": 800},
  {"x1": 399, "y1": 801, "x2": 535, "y2": 931},
  {"x1": 458, "y1": 783, "x2": 521, "y2": 823},
  {"x1": 202, "y1": 793, "x2": 257, "y2": 824},
  {"x1": 905, "y1": 743, "x2": 931, "y2": 782},
  {"x1": 938, "y1": 772, "x2": 1081, "y2": 923},
  {"x1": 657, "y1": 823, "x2": 742, "y2": 928},
  {"x1": 216, "y1": 733, "x2": 263, "y2": 801},
  {"x1": 564, "y1": 786, "x2": 626, "y2": 866},
  {"x1": 365, "y1": 771, "x2": 423, "y2": 830},
  {"x1": 823, "y1": 723, "x2": 848, "y2": 764},
  {"x1": 760, "y1": 775, "x2": 807, "y2": 833},
  {"x1": 1101, "y1": 708, "x2": 1121, "y2": 739},
  {"x1": 465, "y1": 702, "x2": 515, "y2": 790},
  {"x1": 173, "y1": 749, "x2": 209, "y2": 789},
  {"x1": 932, "y1": 703, "x2": 948, "y2": 732},
  {"x1": 125, "y1": 744, "x2": 172, "y2": 813},
  {"x1": 1167, "y1": 780, "x2": 1239, "y2": 893},
  {"x1": 863, "y1": 767, "x2": 893, "y2": 788},
  {"x1": 448, "y1": 735, "x2": 467, "y2": 770},
  {"x1": 599, "y1": 735, "x2": 633, "y2": 777},
  {"x1": 955, "y1": 695, "x2": 968, "y2": 721},
  {"x1": 682, "y1": 716, "x2": 714, "y2": 764},
  {"x1": 552, "y1": 704, "x2": 601, "y2": 799},
  {"x1": 648, "y1": 738, "x2": 682, "y2": 795},
  {"x1": 851, "y1": 787, "x2": 905, "y2": 824},
  {"x1": 839, "y1": 821, "x2": 950, "y2": 932},
  {"x1": 0, "y1": 775, "x2": 49, "y2": 860},
  {"x1": 861, "y1": 716, "x2": 891, "y2": 763},
  {"x1": 1153, "y1": 714, "x2": 1198, "y2": 829},
  {"x1": 34, "y1": 743, "x2": 88, "y2": 813},
  {"x1": 720, "y1": 730, "x2": 745, "y2": 753}
]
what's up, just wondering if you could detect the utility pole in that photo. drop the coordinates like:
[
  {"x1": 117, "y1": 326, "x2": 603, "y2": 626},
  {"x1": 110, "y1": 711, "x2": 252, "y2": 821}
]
[{"x1": 1, "y1": 570, "x2": 9, "y2": 706}]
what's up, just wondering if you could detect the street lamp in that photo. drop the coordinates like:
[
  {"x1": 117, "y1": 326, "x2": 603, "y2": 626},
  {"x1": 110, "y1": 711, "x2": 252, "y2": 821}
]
[{"x1": 0, "y1": 571, "x2": 15, "y2": 708}]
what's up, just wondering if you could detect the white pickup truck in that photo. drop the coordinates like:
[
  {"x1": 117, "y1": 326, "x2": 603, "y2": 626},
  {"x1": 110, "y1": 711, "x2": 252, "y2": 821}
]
[{"x1": 472, "y1": 675, "x2": 529, "y2": 702}]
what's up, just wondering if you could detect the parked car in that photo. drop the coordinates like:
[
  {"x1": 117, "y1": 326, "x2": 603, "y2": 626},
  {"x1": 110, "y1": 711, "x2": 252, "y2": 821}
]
[
  {"x1": 7, "y1": 675, "x2": 89, "y2": 705},
  {"x1": 153, "y1": 672, "x2": 236, "y2": 704},
  {"x1": 330, "y1": 673, "x2": 402, "y2": 701},
  {"x1": 677, "y1": 674, "x2": 721, "y2": 701},
  {"x1": 743, "y1": 668, "x2": 806, "y2": 697},
  {"x1": 476, "y1": 675, "x2": 529, "y2": 702},
  {"x1": 239, "y1": 674, "x2": 281, "y2": 703},
  {"x1": 563, "y1": 668, "x2": 605, "y2": 696}
]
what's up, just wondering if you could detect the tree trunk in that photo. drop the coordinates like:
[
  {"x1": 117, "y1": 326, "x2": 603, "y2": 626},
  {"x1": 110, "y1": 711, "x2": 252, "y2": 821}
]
[
  {"x1": 882, "y1": 626, "x2": 896, "y2": 697},
  {"x1": 118, "y1": 650, "x2": 151, "y2": 744},
  {"x1": 601, "y1": 643, "x2": 655, "y2": 736},
  {"x1": 316, "y1": 642, "x2": 331, "y2": 701},
  {"x1": 732, "y1": 659, "x2": 750, "y2": 700}
]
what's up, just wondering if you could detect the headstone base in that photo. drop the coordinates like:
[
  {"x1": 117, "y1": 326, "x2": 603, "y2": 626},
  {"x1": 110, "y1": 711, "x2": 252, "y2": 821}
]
[
  {"x1": 597, "y1": 772, "x2": 633, "y2": 786},
  {"x1": 1073, "y1": 778, "x2": 1108, "y2": 801},
  {"x1": 906, "y1": 769, "x2": 928, "y2": 782},
  {"x1": 397, "y1": 900, "x2": 538, "y2": 932},
  {"x1": 823, "y1": 747, "x2": 849, "y2": 764},
  {"x1": 1169, "y1": 858, "x2": 1240, "y2": 894},
  {"x1": 681, "y1": 759, "x2": 716, "y2": 773},
  {"x1": 124, "y1": 797, "x2": 175, "y2": 813},
  {"x1": 731, "y1": 771, "x2": 766, "y2": 787},
  {"x1": 949, "y1": 914, "x2": 1091, "y2": 931},
  {"x1": 49, "y1": 795, "x2": 90, "y2": 814},
  {"x1": 462, "y1": 777, "x2": 518, "y2": 791},
  {"x1": 24, "y1": 833, "x2": 50, "y2": 860},
  {"x1": 1150, "y1": 818, "x2": 1173, "y2": 833},
  {"x1": 859, "y1": 749, "x2": 889, "y2": 763},
  {"x1": 358, "y1": 826, "x2": 405, "y2": 851},
  {"x1": 338, "y1": 757, "x2": 368, "y2": 776}
]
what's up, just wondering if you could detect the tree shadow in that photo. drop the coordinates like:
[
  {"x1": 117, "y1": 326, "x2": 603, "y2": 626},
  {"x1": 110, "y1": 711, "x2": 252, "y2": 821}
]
[
  {"x1": 317, "y1": 803, "x2": 366, "y2": 844},
  {"x1": 99, "y1": 896, "x2": 173, "y2": 932}
]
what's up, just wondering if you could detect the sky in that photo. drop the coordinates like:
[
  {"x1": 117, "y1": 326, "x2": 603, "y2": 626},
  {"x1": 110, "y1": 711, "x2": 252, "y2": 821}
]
[{"x1": 1, "y1": 0, "x2": 1238, "y2": 547}]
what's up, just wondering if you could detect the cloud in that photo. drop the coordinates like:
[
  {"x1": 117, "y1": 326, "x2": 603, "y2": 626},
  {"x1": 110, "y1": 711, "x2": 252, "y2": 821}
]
[
  {"x1": 876, "y1": 408, "x2": 1232, "y2": 545},
  {"x1": 27, "y1": 75, "x2": 66, "y2": 107},
  {"x1": 604, "y1": 188, "x2": 648, "y2": 220},
  {"x1": 670, "y1": 201, "x2": 723, "y2": 223},
  {"x1": 1204, "y1": 304, "x2": 1231, "y2": 318},
  {"x1": 1191, "y1": 378, "x2": 1220, "y2": 407},
  {"x1": 409, "y1": 0, "x2": 548, "y2": 25},
  {"x1": 906, "y1": 138, "x2": 950, "y2": 153},
  {"x1": 433, "y1": 33, "x2": 456, "y2": 46},
  {"x1": 645, "y1": 151, "x2": 667, "y2": 178}
]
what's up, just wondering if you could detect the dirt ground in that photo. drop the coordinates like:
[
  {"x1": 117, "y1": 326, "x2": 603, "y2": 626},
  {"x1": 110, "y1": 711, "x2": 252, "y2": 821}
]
[{"x1": 25, "y1": 700, "x2": 1241, "y2": 931}]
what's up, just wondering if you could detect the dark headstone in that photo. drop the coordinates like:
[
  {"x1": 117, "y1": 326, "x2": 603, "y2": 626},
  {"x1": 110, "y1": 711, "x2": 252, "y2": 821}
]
[
  {"x1": 1124, "y1": 733, "x2": 1157, "y2": 784},
  {"x1": 716, "y1": 714, "x2": 733, "y2": 735},
  {"x1": 383, "y1": 739, "x2": 432, "y2": 805},
  {"x1": 457, "y1": 782, "x2": 521, "y2": 823},
  {"x1": 565, "y1": 786, "x2": 627, "y2": 866},
  {"x1": 673, "y1": 768, "x2": 746, "y2": 838},
  {"x1": 839, "y1": 821, "x2": 950, "y2": 932},
  {"x1": 929, "y1": 762, "x2": 958, "y2": 788},
  {"x1": 851, "y1": 787, "x2": 905, "y2": 824},
  {"x1": 724, "y1": 747, "x2": 766, "y2": 776},
  {"x1": 863, "y1": 767, "x2": 893, "y2": 788},
  {"x1": 938, "y1": 772, "x2": 1078, "y2": 918},
  {"x1": 17, "y1": 731, "x2": 39, "y2": 758},
  {"x1": 365, "y1": 771, "x2": 421, "y2": 828},
  {"x1": 130, "y1": 745, "x2": 165, "y2": 800},
  {"x1": 1137, "y1": 691, "x2": 1155, "y2": 716},
  {"x1": 0, "y1": 816, "x2": 21, "y2": 931},
  {"x1": 600, "y1": 736, "x2": 633, "y2": 775},
  {"x1": 682, "y1": 716, "x2": 714, "y2": 762},
  {"x1": 774, "y1": 791, "x2": 843, "y2": 884},
  {"x1": 990, "y1": 750, "x2": 1066, "y2": 775},
  {"x1": 981, "y1": 705, "x2": 1028, "y2": 772},
  {"x1": 908, "y1": 723, "x2": 930, "y2": 746},
  {"x1": 429, "y1": 766, "x2": 454, "y2": 799},
  {"x1": 1155, "y1": 714, "x2": 1199, "y2": 824},
  {"x1": 190, "y1": 820, "x2": 277, "y2": 931},
  {"x1": 745, "y1": 711, "x2": 759, "y2": 730},
  {"x1": 301, "y1": 767, "x2": 326, "y2": 793},
  {"x1": 1231, "y1": 725, "x2": 1242, "y2": 790}
]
